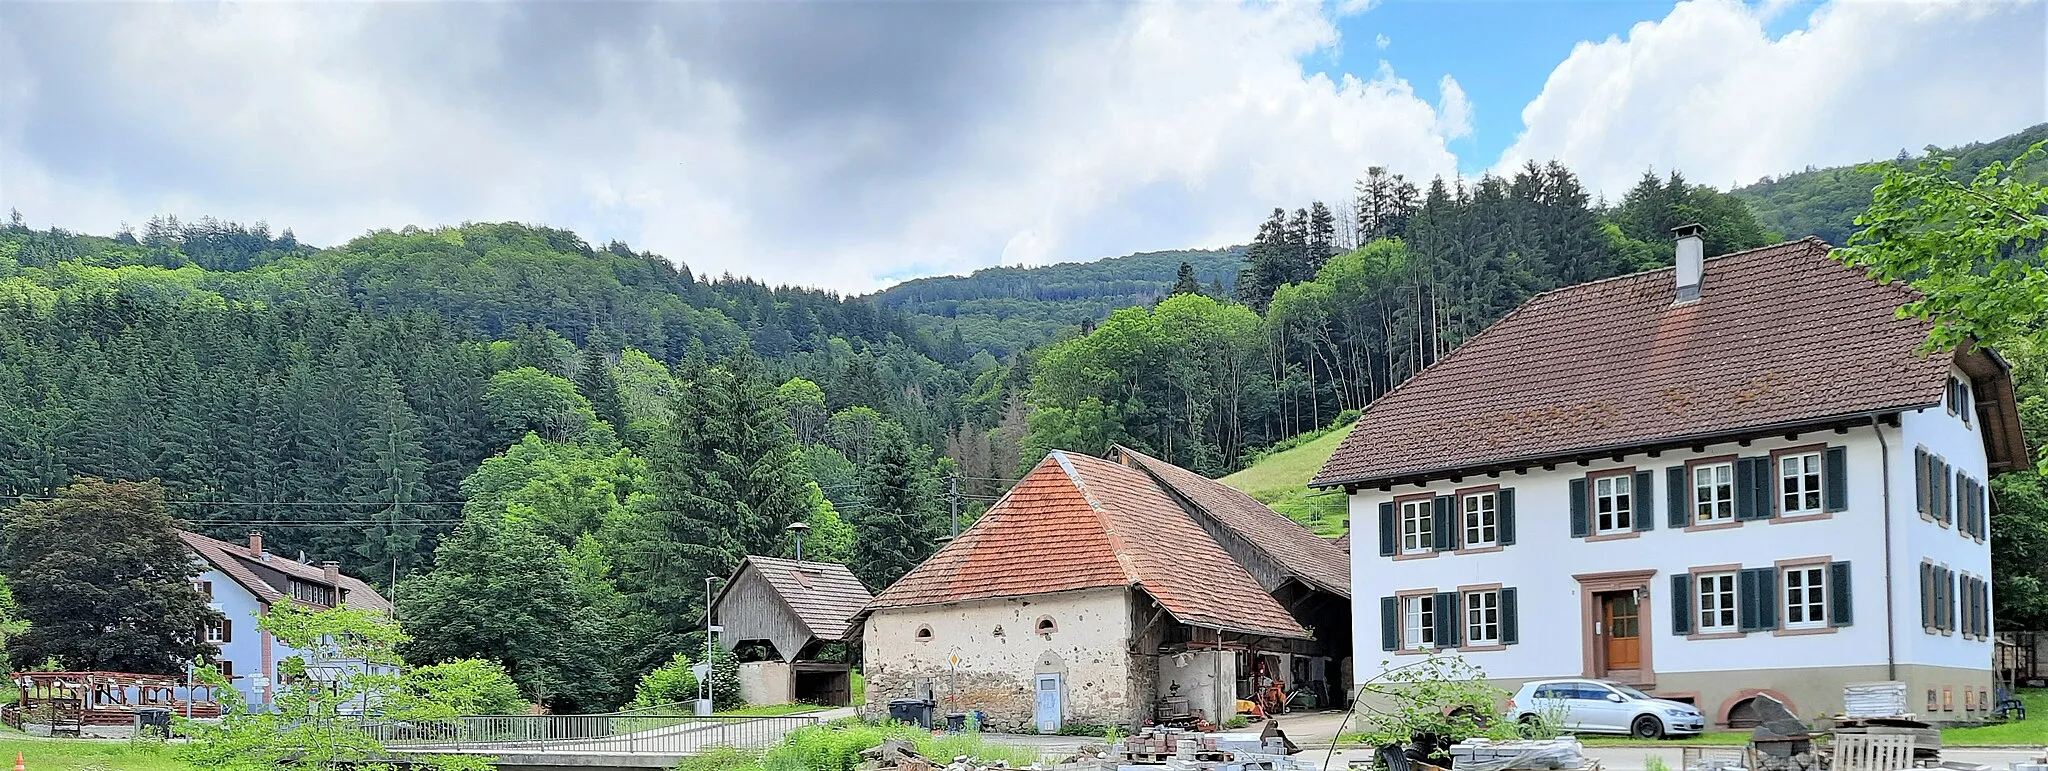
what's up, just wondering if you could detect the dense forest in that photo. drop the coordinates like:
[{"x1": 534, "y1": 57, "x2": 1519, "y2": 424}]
[
  {"x1": 874, "y1": 246, "x2": 1245, "y2": 358},
  {"x1": 1734, "y1": 122, "x2": 2048, "y2": 245}
]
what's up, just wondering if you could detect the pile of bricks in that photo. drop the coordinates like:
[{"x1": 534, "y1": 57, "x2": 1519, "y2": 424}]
[
  {"x1": 1109, "y1": 727, "x2": 1314, "y2": 771},
  {"x1": 1445, "y1": 737, "x2": 1588, "y2": 771}
]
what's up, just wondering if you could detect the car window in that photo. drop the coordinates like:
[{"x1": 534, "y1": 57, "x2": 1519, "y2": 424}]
[
  {"x1": 1531, "y1": 685, "x2": 1562, "y2": 699},
  {"x1": 1574, "y1": 684, "x2": 1615, "y2": 700}
]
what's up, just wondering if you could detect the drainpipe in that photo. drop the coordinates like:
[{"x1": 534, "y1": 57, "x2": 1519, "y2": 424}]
[{"x1": 1870, "y1": 414, "x2": 1897, "y2": 681}]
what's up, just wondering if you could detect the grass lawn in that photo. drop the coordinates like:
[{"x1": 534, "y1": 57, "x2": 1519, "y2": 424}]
[
  {"x1": 1219, "y1": 425, "x2": 1351, "y2": 536},
  {"x1": 1943, "y1": 688, "x2": 2046, "y2": 746},
  {"x1": 0, "y1": 737, "x2": 186, "y2": 771}
]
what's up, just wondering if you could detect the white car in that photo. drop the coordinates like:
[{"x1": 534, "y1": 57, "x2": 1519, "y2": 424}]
[{"x1": 1506, "y1": 679, "x2": 1706, "y2": 739}]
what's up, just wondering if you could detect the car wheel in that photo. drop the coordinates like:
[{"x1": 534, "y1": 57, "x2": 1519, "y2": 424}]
[
  {"x1": 1631, "y1": 715, "x2": 1664, "y2": 739},
  {"x1": 1517, "y1": 714, "x2": 1542, "y2": 738}
]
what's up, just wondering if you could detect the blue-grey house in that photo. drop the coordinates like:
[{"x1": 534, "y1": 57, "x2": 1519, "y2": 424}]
[{"x1": 179, "y1": 530, "x2": 395, "y2": 711}]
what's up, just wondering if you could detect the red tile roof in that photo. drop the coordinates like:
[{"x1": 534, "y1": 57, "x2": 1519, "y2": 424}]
[
  {"x1": 181, "y1": 530, "x2": 392, "y2": 613},
  {"x1": 720, "y1": 555, "x2": 873, "y2": 641},
  {"x1": 1313, "y1": 240, "x2": 1959, "y2": 487},
  {"x1": 865, "y1": 452, "x2": 1309, "y2": 639},
  {"x1": 1113, "y1": 446, "x2": 1350, "y2": 599}
]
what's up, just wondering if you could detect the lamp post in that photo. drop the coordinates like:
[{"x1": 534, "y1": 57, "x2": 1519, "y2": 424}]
[{"x1": 701, "y1": 575, "x2": 721, "y2": 716}]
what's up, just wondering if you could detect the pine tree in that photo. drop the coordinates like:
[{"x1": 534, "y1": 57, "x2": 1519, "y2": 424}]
[
  {"x1": 575, "y1": 341, "x2": 627, "y2": 435},
  {"x1": 1170, "y1": 262, "x2": 1203, "y2": 297},
  {"x1": 850, "y1": 422, "x2": 942, "y2": 589}
]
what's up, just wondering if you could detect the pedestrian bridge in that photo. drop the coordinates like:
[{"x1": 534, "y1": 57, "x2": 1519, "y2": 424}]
[{"x1": 373, "y1": 706, "x2": 836, "y2": 771}]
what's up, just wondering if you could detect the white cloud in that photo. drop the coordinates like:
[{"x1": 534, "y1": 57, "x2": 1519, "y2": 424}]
[
  {"x1": 1436, "y1": 76, "x2": 1473, "y2": 140},
  {"x1": 1375, "y1": 33, "x2": 1391, "y2": 50},
  {"x1": 0, "y1": 0, "x2": 1465, "y2": 291},
  {"x1": 1496, "y1": 0, "x2": 2047, "y2": 197}
]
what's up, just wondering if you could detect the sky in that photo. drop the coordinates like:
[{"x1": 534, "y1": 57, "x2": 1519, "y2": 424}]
[{"x1": 0, "y1": 0, "x2": 2042, "y2": 292}]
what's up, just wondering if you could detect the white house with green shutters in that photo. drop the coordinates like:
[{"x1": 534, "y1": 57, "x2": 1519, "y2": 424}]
[{"x1": 1310, "y1": 231, "x2": 2027, "y2": 727}]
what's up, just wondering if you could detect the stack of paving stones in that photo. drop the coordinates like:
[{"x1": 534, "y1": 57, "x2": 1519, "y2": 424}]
[{"x1": 1446, "y1": 737, "x2": 1587, "y2": 771}]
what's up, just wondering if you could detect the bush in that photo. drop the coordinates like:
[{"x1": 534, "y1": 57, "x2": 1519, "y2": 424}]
[
  {"x1": 673, "y1": 722, "x2": 1043, "y2": 771},
  {"x1": 710, "y1": 646, "x2": 743, "y2": 710},
  {"x1": 399, "y1": 659, "x2": 528, "y2": 716},
  {"x1": 628, "y1": 653, "x2": 698, "y2": 709}
]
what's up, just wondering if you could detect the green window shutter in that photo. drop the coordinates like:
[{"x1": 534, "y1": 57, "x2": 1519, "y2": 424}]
[
  {"x1": 1738, "y1": 568, "x2": 1762, "y2": 632},
  {"x1": 1829, "y1": 561, "x2": 1853, "y2": 627},
  {"x1": 1823, "y1": 446, "x2": 1848, "y2": 512},
  {"x1": 1500, "y1": 588, "x2": 1520, "y2": 645},
  {"x1": 1734, "y1": 459, "x2": 1757, "y2": 520},
  {"x1": 1435, "y1": 591, "x2": 1461, "y2": 647},
  {"x1": 1974, "y1": 480, "x2": 1987, "y2": 541},
  {"x1": 1754, "y1": 457, "x2": 1777, "y2": 520},
  {"x1": 1919, "y1": 563, "x2": 1932, "y2": 629},
  {"x1": 1378, "y1": 502, "x2": 1397, "y2": 557},
  {"x1": 1949, "y1": 570, "x2": 1959, "y2": 632},
  {"x1": 1934, "y1": 460, "x2": 1950, "y2": 524},
  {"x1": 1914, "y1": 448, "x2": 1929, "y2": 515},
  {"x1": 1381, "y1": 596, "x2": 1400, "y2": 651},
  {"x1": 1667, "y1": 467, "x2": 1688, "y2": 529},
  {"x1": 1633, "y1": 470, "x2": 1655, "y2": 531},
  {"x1": 1498, "y1": 489, "x2": 1517, "y2": 546},
  {"x1": 1756, "y1": 567, "x2": 1779, "y2": 630},
  {"x1": 1670, "y1": 573, "x2": 1693, "y2": 635},
  {"x1": 1569, "y1": 478, "x2": 1589, "y2": 538},
  {"x1": 1434, "y1": 495, "x2": 1457, "y2": 551}
]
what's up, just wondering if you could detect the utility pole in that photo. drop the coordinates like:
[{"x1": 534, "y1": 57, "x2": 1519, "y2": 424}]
[{"x1": 950, "y1": 474, "x2": 959, "y2": 539}]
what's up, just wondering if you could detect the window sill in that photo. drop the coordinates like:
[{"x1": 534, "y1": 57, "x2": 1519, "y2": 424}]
[
  {"x1": 1455, "y1": 545, "x2": 1504, "y2": 556},
  {"x1": 1771, "y1": 512, "x2": 1832, "y2": 524},
  {"x1": 1686, "y1": 631, "x2": 1745, "y2": 641},
  {"x1": 1393, "y1": 551, "x2": 1440, "y2": 561},
  {"x1": 1457, "y1": 643, "x2": 1507, "y2": 653},
  {"x1": 1393, "y1": 647, "x2": 1440, "y2": 656},
  {"x1": 1584, "y1": 531, "x2": 1641, "y2": 543},
  {"x1": 1685, "y1": 520, "x2": 1742, "y2": 533},
  {"x1": 1772, "y1": 625, "x2": 1837, "y2": 637}
]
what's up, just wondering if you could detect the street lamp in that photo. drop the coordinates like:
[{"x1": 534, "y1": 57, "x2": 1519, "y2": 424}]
[{"x1": 701, "y1": 575, "x2": 722, "y2": 716}]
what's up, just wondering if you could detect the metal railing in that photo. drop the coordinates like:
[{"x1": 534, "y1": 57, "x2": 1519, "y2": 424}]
[{"x1": 367, "y1": 712, "x2": 824, "y2": 756}]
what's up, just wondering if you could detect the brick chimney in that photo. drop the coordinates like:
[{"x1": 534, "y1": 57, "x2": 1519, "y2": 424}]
[
  {"x1": 1673, "y1": 223, "x2": 1706, "y2": 303},
  {"x1": 321, "y1": 561, "x2": 341, "y2": 584},
  {"x1": 247, "y1": 531, "x2": 264, "y2": 558}
]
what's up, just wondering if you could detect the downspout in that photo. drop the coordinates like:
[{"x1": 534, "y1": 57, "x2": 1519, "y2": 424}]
[{"x1": 1870, "y1": 413, "x2": 1897, "y2": 681}]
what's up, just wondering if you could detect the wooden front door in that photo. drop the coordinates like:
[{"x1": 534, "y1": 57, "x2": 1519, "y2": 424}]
[{"x1": 1602, "y1": 592, "x2": 1642, "y2": 671}]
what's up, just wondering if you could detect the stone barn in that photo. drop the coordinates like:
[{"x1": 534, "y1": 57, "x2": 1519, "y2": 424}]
[
  {"x1": 710, "y1": 555, "x2": 873, "y2": 706},
  {"x1": 855, "y1": 448, "x2": 1350, "y2": 732}
]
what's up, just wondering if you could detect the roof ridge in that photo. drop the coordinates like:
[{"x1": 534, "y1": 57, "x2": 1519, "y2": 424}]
[{"x1": 1049, "y1": 451, "x2": 1146, "y2": 590}]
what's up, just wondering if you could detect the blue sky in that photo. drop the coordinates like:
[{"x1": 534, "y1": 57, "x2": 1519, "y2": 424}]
[
  {"x1": 1329, "y1": 0, "x2": 1830, "y2": 177},
  {"x1": 1, "y1": 0, "x2": 2041, "y2": 290}
]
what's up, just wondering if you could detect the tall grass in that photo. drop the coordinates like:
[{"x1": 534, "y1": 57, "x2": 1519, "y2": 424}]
[{"x1": 671, "y1": 722, "x2": 1042, "y2": 771}]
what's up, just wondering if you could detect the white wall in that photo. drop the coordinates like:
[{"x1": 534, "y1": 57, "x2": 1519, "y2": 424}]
[
  {"x1": 1346, "y1": 420, "x2": 1993, "y2": 684},
  {"x1": 1894, "y1": 370, "x2": 1996, "y2": 671}
]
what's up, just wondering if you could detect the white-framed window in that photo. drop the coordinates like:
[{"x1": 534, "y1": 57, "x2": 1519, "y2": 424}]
[
  {"x1": 1692, "y1": 462, "x2": 1735, "y2": 524},
  {"x1": 1400, "y1": 499, "x2": 1433, "y2": 555},
  {"x1": 1783, "y1": 565, "x2": 1828, "y2": 629},
  {"x1": 1779, "y1": 452, "x2": 1823, "y2": 516},
  {"x1": 1465, "y1": 589, "x2": 1500, "y2": 645},
  {"x1": 1462, "y1": 492, "x2": 1498, "y2": 548},
  {"x1": 1696, "y1": 572, "x2": 1737, "y2": 633},
  {"x1": 1403, "y1": 594, "x2": 1436, "y2": 649},
  {"x1": 203, "y1": 620, "x2": 226, "y2": 644},
  {"x1": 1593, "y1": 474, "x2": 1633, "y2": 534}
]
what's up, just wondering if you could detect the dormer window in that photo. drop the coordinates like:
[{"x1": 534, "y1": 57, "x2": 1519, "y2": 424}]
[
  {"x1": 1947, "y1": 375, "x2": 1973, "y2": 425},
  {"x1": 289, "y1": 579, "x2": 335, "y2": 606}
]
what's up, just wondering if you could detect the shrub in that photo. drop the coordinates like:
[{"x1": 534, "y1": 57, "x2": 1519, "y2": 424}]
[
  {"x1": 398, "y1": 659, "x2": 528, "y2": 716},
  {"x1": 629, "y1": 653, "x2": 698, "y2": 709}
]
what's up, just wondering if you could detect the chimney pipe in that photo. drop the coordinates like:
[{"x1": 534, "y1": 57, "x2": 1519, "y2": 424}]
[
  {"x1": 247, "y1": 531, "x2": 264, "y2": 558},
  {"x1": 1673, "y1": 223, "x2": 1706, "y2": 303},
  {"x1": 321, "y1": 561, "x2": 341, "y2": 584}
]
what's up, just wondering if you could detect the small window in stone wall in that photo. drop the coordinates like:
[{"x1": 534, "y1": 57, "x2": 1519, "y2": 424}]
[
  {"x1": 1036, "y1": 617, "x2": 1057, "y2": 636},
  {"x1": 915, "y1": 625, "x2": 933, "y2": 642},
  {"x1": 992, "y1": 625, "x2": 1004, "y2": 637}
]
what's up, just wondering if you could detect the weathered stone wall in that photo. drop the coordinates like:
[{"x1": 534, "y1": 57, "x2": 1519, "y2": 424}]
[{"x1": 863, "y1": 589, "x2": 1136, "y2": 732}]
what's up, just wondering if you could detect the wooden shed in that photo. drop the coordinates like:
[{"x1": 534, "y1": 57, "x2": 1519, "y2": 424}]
[{"x1": 710, "y1": 556, "x2": 872, "y2": 706}]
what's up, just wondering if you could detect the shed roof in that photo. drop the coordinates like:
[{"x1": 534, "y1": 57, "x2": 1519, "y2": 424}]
[
  {"x1": 1313, "y1": 239, "x2": 2021, "y2": 487},
  {"x1": 714, "y1": 555, "x2": 873, "y2": 641},
  {"x1": 865, "y1": 451, "x2": 1309, "y2": 640}
]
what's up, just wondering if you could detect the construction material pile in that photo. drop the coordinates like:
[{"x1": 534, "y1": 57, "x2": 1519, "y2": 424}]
[
  {"x1": 1108, "y1": 725, "x2": 1314, "y2": 770},
  {"x1": 1445, "y1": 738, "x2": 1590, "y2": 771}
]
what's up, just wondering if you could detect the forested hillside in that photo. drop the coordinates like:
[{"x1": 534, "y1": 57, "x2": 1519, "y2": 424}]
[
  {"x1": 873, "y1": 247, "x2": 1244, "y2": 358},
  {"x1": 1735, "y1": 122, "x2": 2048, "y2": 245},
  {"x1": 1020, "y1": 162, "x2": 1776, "y2": 475}
]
